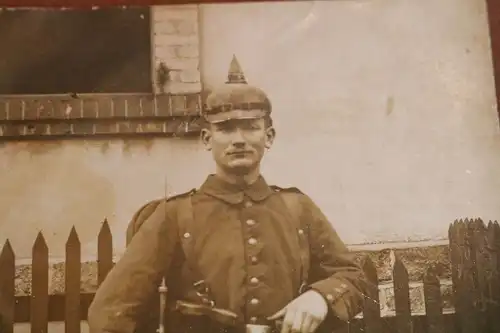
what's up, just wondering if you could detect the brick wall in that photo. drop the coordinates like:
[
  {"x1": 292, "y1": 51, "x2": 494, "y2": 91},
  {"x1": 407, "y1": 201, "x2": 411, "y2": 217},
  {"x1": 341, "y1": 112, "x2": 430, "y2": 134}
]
[
  {"x1": 0, "y1": 5, "x2": 204, "y2": 141},
  {"x1": 151, "y1": 5, "x2": 202, "y2": 94}
]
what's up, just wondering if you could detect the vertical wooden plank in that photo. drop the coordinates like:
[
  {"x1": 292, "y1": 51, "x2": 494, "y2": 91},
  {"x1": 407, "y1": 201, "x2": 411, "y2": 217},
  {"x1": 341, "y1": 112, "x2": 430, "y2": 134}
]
[
  {"x1": 392, "y1": 254, "x2": 412, "y2": 333},
  {"x1": 448, "y1": 220, "x2": 461, "y2": 301},
  {"x1": 423, "y1": 266, "x2": 444, "y2": 333},
  {"x1": 466, "y1": 219, "x2": 486, "y2": 332},
  {"x1": 0, "y1": 240, "x2": 15, "y2": 333},
  {"x1": 31, "y1": 232, "x2": 49, "y2": 333},
  {"x1": 98, "y1": 219, "x2": 113, "y2": 286},
  {"x1": 450, "y1": 218, "x2": 480, "y2": 333},
  {"x1": 486, "y1": 221, "x2": 500, "y2": 333},
  {"x1": 470, "y1": 219, "x2": 487, "y2": 305},
  {"x1": 448, "y1": 220, "x2": 462, "y2": 333},
  {"x1": 65, "y1": 227, "x2": 81, "y2": 333},
  {"x1": 470, "y1": 219, "x2": 488, "y2": 331},
  {"x1": 361, "y1": 255, "x2": 381, "y2": 333}
]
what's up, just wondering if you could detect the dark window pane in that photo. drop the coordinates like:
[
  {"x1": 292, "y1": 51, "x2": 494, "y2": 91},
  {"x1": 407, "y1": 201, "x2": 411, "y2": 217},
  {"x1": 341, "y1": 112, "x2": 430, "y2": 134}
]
[{"x1": 0, "y1": 7, "x2": 152, "y2": 94}]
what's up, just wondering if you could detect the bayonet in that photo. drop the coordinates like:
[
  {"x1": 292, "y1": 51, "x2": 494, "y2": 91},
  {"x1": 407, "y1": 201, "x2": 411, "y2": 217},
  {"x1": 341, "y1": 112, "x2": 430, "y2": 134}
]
[{"x1": 157, "y1": 174, "x2": 169, "y2": 333}]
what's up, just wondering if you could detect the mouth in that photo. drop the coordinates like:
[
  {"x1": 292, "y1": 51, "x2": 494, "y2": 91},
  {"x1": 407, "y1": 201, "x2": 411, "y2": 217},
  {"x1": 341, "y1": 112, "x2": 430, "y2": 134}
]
[{"x1": 227, "y1": 151, "x2": 251, "y2": 156}]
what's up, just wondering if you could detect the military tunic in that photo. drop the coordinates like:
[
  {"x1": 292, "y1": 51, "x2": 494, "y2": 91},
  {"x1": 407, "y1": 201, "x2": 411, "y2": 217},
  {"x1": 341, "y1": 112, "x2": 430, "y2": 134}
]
[{"x1": 87, "y1": 175, "x2": 367, "y2": 333}]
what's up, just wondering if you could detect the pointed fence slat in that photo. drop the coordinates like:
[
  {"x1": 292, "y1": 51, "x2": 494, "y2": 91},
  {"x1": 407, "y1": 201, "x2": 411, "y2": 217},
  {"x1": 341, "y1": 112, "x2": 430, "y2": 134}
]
[
  {"x1": 361, "y1": 256, "x2": 381, "y2": 333},
  {"x1": 470, "y1": 219, "x2": 488, "y2": 332},
  {"x1": 98, "y1": 219, "x2": 113, "y2": 286},
  {"x1": 486, "y1": 221, "x2": 500, "y2": 333},
  {"x1": 31, "y1": 232, "x2": 49, "y2": 333},
  {"x1": 65, "y1": 227, "x2": 81, "y2": 333},
  {"x1": 448, "y1": 220, "x2": 461, "y2": 302},
  {"x1": 450, "y1": 219, "x2": 482, "y2": 333},
  {"x1": 0, "y1": 241, "x2": 15, "y2": 333},
  {"x1": 423, "y1": 267, "x2": 444, "y2": 333},
  {"x1": 393, "y1": 254, "x2": 412, "y2": 333},
  {"x1": 449, "y1": 219, "x2": 471, "y2": 333},
  {"x1": 470, "y1": 219, "x2": 488, "y2": 308}
]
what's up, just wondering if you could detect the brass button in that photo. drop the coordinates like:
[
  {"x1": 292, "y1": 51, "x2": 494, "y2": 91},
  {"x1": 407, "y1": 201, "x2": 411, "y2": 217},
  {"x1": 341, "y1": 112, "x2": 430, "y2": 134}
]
[
  {"x1": 250, "y1": 298, "x2": 260, "y2": 305},
  {"x1": 248, "y1": 238, "x2": 257, "y2": 245},
  {"x1": 245, "y1": 201, "x2": 253, "y2": 208},
  {"x1": 326, "y1": 294, "x2": 334, "y2": 302},
  {"x1": 250, "y1": 256, "x2": 258, "y2": 264},
  {"x1": 183, "y1": 232, "x2": 191, "y2": 239},
  {"x1": 246, "y1": 219, "x2": 256, "y2": 226},
  {"x1": 250, "y1": 277, "x2": 259, "y2": 284},
  {"x1": 298, "y1": 229, "x2": 304, "y2": 235}
]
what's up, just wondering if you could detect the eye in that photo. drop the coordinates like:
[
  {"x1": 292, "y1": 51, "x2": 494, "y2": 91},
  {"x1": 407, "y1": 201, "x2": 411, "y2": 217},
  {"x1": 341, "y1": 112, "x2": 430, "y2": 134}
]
[
  {"x1": 244, "y1": 123, "x2": 260, "y2": 130},
  {"x1": 216, "y1": 124, "x2": 233, "y2": 132}
]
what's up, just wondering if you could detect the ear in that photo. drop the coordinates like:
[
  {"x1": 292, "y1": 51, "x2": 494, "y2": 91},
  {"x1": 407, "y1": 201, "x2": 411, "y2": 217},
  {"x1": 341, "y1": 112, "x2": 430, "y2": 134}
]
[
  {"x1": 264, "y1": 126, "x2": 276, "y2": 149},
  {"x1": 200, "y1": 128, "x2": 212, "y2": 151}
]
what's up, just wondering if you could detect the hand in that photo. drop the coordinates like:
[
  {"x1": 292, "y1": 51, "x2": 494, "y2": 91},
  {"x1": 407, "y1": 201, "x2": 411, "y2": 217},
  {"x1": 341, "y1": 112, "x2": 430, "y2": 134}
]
[{"x1": 267, "y1": 290, "x2": 328, "y2": 333}]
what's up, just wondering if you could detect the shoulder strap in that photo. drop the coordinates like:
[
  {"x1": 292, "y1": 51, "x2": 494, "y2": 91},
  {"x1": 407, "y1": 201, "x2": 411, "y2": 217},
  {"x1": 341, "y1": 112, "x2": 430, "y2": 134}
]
[
  {"x1": 271, "y1": 186, "x2": 311, "y2": 292},
  {"x1": 175, "y1": 192, "x2": 215, "y2": 303},
  {"x1": 175, "y1": 193, "x2": 200, "y2": 279}
]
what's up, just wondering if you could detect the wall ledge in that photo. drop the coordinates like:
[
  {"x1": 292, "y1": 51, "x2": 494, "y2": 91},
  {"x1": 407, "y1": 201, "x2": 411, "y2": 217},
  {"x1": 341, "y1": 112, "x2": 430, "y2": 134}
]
[{"x1": 0, "y1": 93, "x2": 204, "y2": 140}]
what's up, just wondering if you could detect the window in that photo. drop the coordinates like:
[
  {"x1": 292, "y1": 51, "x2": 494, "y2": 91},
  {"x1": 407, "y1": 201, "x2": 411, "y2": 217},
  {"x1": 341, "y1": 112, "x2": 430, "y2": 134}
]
[{"x1": 0, "y1": 7, "x2": 152, "y2": 94}]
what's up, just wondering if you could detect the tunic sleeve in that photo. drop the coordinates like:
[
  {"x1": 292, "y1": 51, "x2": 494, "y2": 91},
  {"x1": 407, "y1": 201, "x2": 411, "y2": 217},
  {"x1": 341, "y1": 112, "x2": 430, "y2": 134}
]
[
  {"x1": 87, "y1": 199, "x2": 179, "y2": 333},
  {"x1": 301, "y1": 195, "x2": 368, "y2": 327}
]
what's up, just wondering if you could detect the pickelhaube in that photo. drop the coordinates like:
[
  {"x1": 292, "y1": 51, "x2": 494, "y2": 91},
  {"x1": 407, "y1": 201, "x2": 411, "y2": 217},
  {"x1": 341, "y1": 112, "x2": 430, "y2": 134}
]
[{"x1": 203, "y1": 55, "x2": 272, "y2": 124}]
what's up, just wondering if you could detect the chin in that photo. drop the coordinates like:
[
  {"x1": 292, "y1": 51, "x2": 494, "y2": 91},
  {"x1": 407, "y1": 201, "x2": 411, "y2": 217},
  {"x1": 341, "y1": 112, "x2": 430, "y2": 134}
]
[{"x1": 226, "y1": 161, "x2": 255, "y2": 173}]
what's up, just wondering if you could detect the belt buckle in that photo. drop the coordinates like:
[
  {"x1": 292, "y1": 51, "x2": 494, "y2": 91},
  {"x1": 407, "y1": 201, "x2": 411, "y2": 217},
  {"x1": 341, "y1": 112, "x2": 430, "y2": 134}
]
[{"x1": 245, "y1": 324, "x2": 272, "y2": 333}]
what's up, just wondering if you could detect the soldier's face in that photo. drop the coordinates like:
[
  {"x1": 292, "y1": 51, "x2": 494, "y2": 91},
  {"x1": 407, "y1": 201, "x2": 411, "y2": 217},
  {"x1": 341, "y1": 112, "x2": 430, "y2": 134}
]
[{"x1": 201, "y1": 118, "x2": 275, "y2": 173}]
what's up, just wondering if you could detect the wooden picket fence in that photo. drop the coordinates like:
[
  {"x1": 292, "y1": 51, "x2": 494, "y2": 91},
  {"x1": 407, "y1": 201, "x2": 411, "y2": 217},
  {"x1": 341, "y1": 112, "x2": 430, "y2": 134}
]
[{"x1": 0, "y1": 218, "x2": 499, "y2": 333}]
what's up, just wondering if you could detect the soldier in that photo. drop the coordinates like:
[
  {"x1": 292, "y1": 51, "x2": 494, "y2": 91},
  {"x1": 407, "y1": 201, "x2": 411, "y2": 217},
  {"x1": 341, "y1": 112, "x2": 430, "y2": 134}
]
[{"x1": 87, "y1": 55, "x2": 368, "y2": 333}]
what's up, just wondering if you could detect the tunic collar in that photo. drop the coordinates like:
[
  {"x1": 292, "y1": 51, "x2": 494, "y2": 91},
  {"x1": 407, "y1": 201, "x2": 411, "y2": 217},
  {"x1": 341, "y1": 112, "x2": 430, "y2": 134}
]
[{"x1": 199, "y1": 174, "x2": 274, "y2": 204}]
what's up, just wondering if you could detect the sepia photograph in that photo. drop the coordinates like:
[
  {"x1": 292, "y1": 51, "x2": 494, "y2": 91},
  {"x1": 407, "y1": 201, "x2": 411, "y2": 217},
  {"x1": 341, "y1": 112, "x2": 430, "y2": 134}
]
[{"x1": 0, "y1": 0, "x2": 500, "y2": 333}]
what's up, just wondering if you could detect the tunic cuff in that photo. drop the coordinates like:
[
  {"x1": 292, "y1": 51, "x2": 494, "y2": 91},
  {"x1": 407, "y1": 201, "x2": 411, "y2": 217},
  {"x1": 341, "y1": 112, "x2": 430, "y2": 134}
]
[{"x1": 307, "y1": 278, "x2": 352, "y2": 324}]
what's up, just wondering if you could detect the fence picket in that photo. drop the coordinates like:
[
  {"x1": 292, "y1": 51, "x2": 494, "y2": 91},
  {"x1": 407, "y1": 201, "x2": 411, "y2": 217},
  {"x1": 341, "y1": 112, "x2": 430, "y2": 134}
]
[
  {"x1": 31, "y1": 232, "x2": 49, "y2": 333},
  {"x1": 98, "y1": 219, "x2": 113, "y2": 286},
  {"x1": 423, "y1": 266, "x2": 443, "y2": 333},
  {"x1": 0, "y1": 240, "x2": 15, "y2": 333},
  {"x1": 448, "y1": 220, "x2": 461, "y2": 303},
  {"x1": 393, "y1": 254, "x2": 412, "y2": 333},
  {"x1": 361, "y1": 255, "x2": 381, "y2": 333},
  {"x1": 451, "y1": 218, "x2": 481, "y2": 333},
  {"x1": 486, "y1": 221, "x2": 500, "y2": 333},
  {"x1": 65, "y1": 227, "x2": 81, "y2": 333},
  {"x1": 471, "y1": 219, "x2": 489, "y2": 331}
]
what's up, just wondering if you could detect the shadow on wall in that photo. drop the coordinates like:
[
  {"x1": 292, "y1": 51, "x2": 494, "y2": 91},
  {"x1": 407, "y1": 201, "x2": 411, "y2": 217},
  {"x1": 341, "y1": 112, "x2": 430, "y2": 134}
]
[{"x1": 0, "y1": 141, "x2": 116, "y2": 259}]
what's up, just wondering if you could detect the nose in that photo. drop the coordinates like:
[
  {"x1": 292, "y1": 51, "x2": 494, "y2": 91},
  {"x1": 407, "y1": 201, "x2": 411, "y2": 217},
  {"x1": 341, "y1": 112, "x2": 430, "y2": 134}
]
[{"x1": 231, "y1": 128, "x2": 246, "y2": 147}]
